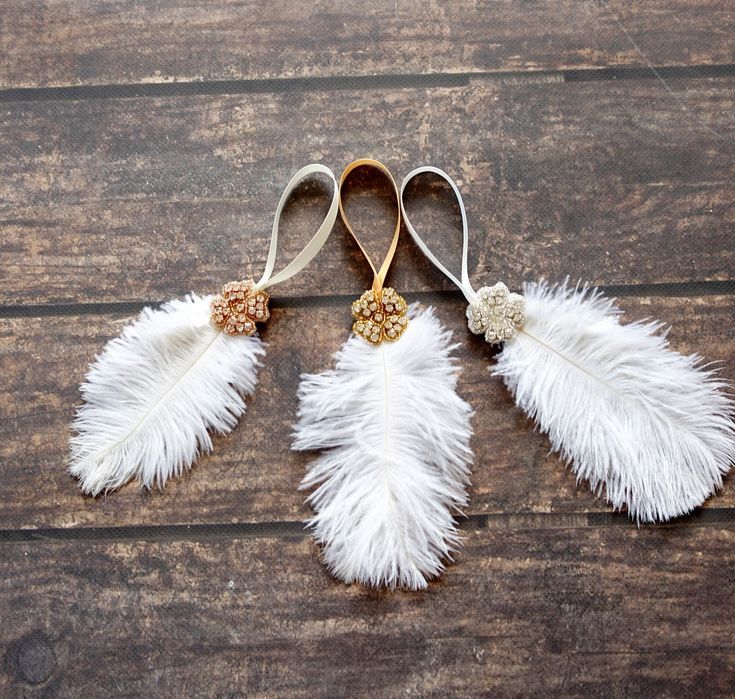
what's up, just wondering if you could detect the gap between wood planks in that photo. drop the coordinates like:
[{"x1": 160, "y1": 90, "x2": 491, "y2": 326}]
[
  {"x1": 1, "y1": 509, "x2": 733, "y2": 545},
  {"x1": 0, "y1": 281, "x2": 733, "y2": 320},
  {"x1": 0, "y1": 64, "x2": 733, "y2": 103}
]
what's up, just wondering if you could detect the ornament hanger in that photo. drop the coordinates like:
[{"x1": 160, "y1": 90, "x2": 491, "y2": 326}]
[
  {"x1": 256, "y1": 162, "x2": 340, "y2": 291},
  {"x1": 339, "y1": 158, "x2": 401, "y2": 295},
  {"x1": 212, "y1": 163, "x2": 340, "y2": 336},
  {"x1": 339, "y1": 159, "x2": 409, "y2": 344},
  {"x1": 400, "y1": 165, "x2": 477, "y2": 305}
]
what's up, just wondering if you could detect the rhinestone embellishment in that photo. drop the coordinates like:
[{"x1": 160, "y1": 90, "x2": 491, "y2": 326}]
[
  {"x1": 351, "y1": 287, "x2": 409, "y2": 345},
  {"x1": 210, "y1": 279, "x2": 270, "y2": 336},
  {"x1": 467, "y1": 282, "x2": 526, "y2": 345}
]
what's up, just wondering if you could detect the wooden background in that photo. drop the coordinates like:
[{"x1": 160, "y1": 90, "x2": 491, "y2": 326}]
[{"x1": 1, "y1": 1, "x2": 734, "y2": 696}]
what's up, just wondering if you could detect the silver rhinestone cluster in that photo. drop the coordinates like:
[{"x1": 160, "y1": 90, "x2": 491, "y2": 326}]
[{"x1": 466, "y1": 282, "x2": 526, "y2": 345}]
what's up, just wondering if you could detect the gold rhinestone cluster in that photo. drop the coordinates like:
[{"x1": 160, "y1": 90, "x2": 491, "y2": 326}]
[
  {"x1": 467, "y1": 282, "x2": 526, "y2": 345},
  {"x1": 210, "y1": 279, "x2": 270, "y2": 336},
  {"x1": 351, "y1": 287, "x2": 409, "y2": 345}
]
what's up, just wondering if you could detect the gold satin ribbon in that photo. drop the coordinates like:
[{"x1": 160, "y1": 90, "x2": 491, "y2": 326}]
[{"x1": 339, "y1": 159, "x2": 401, "y2": 294}]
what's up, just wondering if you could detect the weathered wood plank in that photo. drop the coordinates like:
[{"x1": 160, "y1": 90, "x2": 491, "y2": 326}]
[
  {"x1": 1, "y1": 77, "x2": 733, "y2": 305},
  {"x1": 1, "y1": 1, "x2": 732, "y2": 89},
  {"x1": 1, "y1": 524, "x2": 734, "y2": 696},
  {"x1": 1, "y1": 295, "x2": 732, "y2": 530}
]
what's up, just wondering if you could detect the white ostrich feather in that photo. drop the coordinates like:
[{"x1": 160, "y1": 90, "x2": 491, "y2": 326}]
[
  {"x1": 400, "y1": 166, "x2": 735, "y2": 523},
  {"x1": 494, "y1": 280, "x2": 735, "y2": 522},
  {"x1": 70, "y1": 294, "x2": 265, "y2": 495},
  {"x1": 292, "y1": 305, "x2": 473, "y2": 589}
]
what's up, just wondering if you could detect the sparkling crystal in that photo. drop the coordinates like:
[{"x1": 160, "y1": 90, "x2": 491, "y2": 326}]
[
  {"x1": 350, "y1": 287, "x2": 409, "y2": 345},
  {"x1": 467, "y1": 282, "x2": 525, "y2": 345},
  {"x1": 210, "y1": 279, "x2": 270, "y2": 335}
]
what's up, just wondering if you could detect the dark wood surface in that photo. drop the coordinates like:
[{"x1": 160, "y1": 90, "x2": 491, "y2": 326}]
[
  {"x1": 1, "y1": 2, "x2": 733, "y2": 697},
  {"x1": 1, "y1": 0, "x2": 732, "y2": 88},
  {"x1": 2, "y1": 77, "x2": 733, "y2": 305},
  {"x1": 3, "y1": 525, "x2": 735, "y2": 697}
]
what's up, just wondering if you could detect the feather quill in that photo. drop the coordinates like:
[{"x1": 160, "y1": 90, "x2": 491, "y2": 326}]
[
  {"x1": 293, "y1": 305, "x2": 473, "y2": 589},
  {"x1": 494, "y1": 280, "x2": 735, "y2": 522},
  {"x1": 70, "y1": 294, "x2": 265, "y2": 494}
]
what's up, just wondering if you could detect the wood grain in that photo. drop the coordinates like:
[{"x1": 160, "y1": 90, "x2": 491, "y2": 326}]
[
  {"x1": 2, "y1": 524, "x2": 734, "y2": 697},
  {"x1": 1, "y1": 1, "x2": 732, "y2": 89},
  {"x1": 1, "y1": 77, "x2": 733, "y2": 306},
  {"x1": 2, "y1": 2, "x2": 734, "y2": 696},
  {"x1": 1, "y1": 295, "x2": 732, "y2": 530}
]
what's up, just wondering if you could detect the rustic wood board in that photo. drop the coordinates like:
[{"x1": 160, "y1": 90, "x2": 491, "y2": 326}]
[
  {"x1": 1, "y1": 295, "x2": 732, "y2": 530},
  {"x1": 2, "y1": 524, "x2": 734, "y2": 697},
  {"x1": 2, "y1": 1, "x2": 734, "y2": 695},
  {"x1": 1, "y1": 1, "x2": 732, "y2": 89},
  {"x1": 1, "y1": 77, "x2": 733, "y2": 306}
]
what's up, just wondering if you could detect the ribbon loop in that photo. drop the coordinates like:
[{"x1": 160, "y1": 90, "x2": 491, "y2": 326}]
[
  {"x1": 400, "y1": 166, "x2": 477, "y2": 304},
  {"x1": 338, "y1": 159, "x2": 401, "y2": 294},
  {"x1": 255, "y1": 163, "x2": 339, "y2": 291}
]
